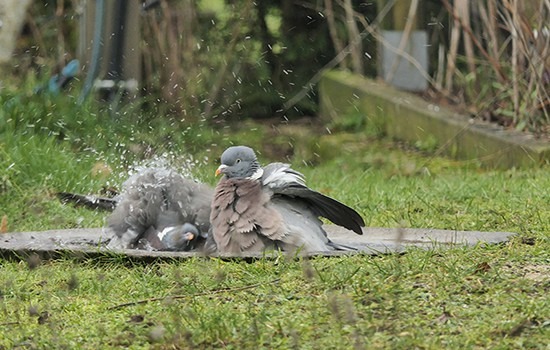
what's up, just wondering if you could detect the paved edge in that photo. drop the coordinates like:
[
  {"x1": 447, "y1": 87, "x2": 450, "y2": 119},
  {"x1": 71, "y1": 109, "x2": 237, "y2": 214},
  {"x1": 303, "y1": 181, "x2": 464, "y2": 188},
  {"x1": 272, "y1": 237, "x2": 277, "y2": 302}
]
[
  {"x1": 319, "y1": 70, "x2": 550, "y2": 169},
  {"x1": 0, "y1": 226, "x2": 516, "y2": 261}
]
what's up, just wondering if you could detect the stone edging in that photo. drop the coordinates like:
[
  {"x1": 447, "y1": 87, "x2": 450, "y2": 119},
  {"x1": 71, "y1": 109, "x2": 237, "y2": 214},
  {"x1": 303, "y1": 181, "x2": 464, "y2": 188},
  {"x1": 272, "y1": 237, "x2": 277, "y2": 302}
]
[{"x1": 319, "y1": 70, "x2": 550, "y2": 169}]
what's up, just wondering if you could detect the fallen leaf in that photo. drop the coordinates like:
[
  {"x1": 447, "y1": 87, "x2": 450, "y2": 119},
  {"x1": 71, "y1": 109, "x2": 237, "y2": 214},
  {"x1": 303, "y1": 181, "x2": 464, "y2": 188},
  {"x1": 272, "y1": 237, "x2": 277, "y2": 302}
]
[{"x1": 475, "y1": 262, "x2": 491, "y2": 273}]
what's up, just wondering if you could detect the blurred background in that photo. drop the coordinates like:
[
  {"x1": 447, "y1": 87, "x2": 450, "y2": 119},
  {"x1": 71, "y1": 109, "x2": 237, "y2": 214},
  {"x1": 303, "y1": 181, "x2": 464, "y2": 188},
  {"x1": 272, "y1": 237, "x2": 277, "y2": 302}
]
[
  {"x1": 1, "y1": 4, "x2": 549, "y2": 348},
  {"x1": 1, "y1": 0, "x2": 548, "y2": 133}
]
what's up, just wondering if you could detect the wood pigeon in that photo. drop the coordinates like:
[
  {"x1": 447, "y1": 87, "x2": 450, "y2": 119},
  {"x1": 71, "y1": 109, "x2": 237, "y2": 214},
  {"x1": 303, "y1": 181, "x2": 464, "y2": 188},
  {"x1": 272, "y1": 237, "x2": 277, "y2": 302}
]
[
  {"x1": 209, "y1": 145, "x2": 365, "y2": 254},
  {"x1": 107, "y1": 168, "x2": 212, "y2": 251}
]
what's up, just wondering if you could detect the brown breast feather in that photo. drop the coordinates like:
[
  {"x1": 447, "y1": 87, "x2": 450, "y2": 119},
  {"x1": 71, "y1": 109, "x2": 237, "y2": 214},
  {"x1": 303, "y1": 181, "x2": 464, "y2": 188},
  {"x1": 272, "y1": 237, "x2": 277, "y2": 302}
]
[{"x1": 211, "y1": 177, "x2": 285, "y2": 253}]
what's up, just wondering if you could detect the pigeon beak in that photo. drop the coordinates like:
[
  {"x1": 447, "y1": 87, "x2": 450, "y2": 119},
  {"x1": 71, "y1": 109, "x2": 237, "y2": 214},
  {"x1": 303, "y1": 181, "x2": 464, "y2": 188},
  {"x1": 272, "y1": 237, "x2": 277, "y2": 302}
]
[
  {"x1": 183, "y1": 232, "x2": 195, "y2": 242},
  {"x1": 215, "y1": 164, "x2": 227, "y2": 176}
]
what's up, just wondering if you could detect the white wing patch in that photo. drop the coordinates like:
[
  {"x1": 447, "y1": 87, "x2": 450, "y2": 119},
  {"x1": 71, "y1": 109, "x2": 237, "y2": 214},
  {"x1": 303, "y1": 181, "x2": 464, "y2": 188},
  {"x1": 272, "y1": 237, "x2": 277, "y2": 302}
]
[
  {"x1": 248, "y1": 168, "x2": 264, "y2": 180},
  {"x1": 262, "y1": 164, "x2": 306, "y2": 189},
  {"x1": 157, "y1": 226, "x2": 176, "y2": 241}
]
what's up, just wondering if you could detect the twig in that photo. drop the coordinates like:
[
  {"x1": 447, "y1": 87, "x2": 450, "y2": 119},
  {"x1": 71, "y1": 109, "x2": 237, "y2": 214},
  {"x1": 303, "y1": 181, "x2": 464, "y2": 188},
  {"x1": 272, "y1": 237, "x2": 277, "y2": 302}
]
[
  {"x1": 477, "y1": 1, "x2": 500, "y2": 64},
  {"x1": 385, "y1": 0, "x2": 419, "y2": 83},
  {"x1": 343, "y1": 0, "x2": 364, "y2": 75},
  {"x1": 503, "y1": 0, "x2": 521, "y2": 123},
  {"x1": 445, "y1": 0, "x2": 461, "y2": 92},
  {"x1": 441, "y1": 0, "x2": 507, "y2": 83},
  {"x1": 458, "y1": 0, "x2": 476, "y2": 80},
  {"x1": 160, "y1": 0, "x2": 185, "y2": 110},
  {"x1": 503, "y1": 0, "x2": 550, "y2": 122},
  {"x1": 325, "y1": 0, "x2": 346, "y2": 69},
  {"x1": 55, "y1": 0, "x2": 66, "y2": 67},
  {"x1": 510, "y1": 0, "x2": 521, "y2": 124},
  {"x1": 108, "y1": 278, "x2": 281, "y2": 310},
  {"x1": 435, "y1": 43, "x2": 445, "y2": 91}
]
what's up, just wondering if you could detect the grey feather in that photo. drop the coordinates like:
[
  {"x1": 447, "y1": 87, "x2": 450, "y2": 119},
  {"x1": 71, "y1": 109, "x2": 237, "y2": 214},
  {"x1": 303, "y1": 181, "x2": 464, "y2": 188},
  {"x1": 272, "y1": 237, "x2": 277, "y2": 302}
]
[
  {"x1": 56, "y1": 192, "x2": 118, "y2": 211},
  {"x1": 107, "y1": 168, "x2": 212, "y2": 251}
]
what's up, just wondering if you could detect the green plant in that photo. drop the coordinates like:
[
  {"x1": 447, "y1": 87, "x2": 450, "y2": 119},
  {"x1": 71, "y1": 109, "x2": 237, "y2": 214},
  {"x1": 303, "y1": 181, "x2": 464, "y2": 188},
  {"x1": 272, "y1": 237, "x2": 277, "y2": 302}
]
[{"x1": 440, "y1": 0, "x2": 549, "y2": 134}]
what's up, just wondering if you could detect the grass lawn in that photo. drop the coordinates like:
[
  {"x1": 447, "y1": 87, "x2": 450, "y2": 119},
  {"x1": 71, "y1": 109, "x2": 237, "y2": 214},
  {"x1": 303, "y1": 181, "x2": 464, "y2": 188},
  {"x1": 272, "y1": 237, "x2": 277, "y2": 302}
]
[{"x1": 0, "y1": 96, "x2": 549, "y2": 348}]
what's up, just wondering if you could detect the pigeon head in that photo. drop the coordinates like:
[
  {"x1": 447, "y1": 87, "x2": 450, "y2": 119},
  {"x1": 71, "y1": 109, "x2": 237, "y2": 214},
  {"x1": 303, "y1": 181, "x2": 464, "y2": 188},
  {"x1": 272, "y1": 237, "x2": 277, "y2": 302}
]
[
  {"x1": 216, "y1": 146, "x2": 261, "y2": 179},
  {"x1": 160, "y1": 223, "x2": 202, "y2": 251}
]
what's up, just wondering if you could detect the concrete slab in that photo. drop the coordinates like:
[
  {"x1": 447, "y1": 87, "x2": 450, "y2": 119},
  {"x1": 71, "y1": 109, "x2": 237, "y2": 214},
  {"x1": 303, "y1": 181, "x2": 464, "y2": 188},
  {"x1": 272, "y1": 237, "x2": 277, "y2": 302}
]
[{"x1": 0, "y1": 225, "x2": 516, "y2": 260}]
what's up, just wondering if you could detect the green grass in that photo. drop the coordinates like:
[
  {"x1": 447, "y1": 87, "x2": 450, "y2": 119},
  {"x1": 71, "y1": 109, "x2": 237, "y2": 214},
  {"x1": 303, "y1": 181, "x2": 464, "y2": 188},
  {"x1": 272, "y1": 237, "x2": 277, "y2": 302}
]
[
  {"x1": 0, "y1": 94, "x2": 549, "y2": 348},
  {"x1": 1, "y1": 246, "x2": 548, "y2": 349}
]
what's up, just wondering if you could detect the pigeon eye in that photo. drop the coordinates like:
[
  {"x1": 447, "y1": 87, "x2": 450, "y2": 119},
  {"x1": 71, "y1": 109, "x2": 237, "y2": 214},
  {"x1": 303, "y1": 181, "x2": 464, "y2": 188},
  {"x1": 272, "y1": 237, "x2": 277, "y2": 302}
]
[{"x1": 235, "y1": 158, "x2": 241, "y2": 164}]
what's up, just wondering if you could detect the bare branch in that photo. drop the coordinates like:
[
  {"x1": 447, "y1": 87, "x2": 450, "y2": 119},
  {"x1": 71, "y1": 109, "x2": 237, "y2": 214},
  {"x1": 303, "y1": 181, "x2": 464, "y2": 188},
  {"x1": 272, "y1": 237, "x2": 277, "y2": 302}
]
[{"x1": 385, "y1": 0, "x2": 419, "y2": 83}]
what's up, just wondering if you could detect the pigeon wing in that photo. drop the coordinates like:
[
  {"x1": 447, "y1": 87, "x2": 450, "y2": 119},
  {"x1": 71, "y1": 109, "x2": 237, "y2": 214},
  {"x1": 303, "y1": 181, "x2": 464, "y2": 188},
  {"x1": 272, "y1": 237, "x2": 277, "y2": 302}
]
[
  {"x1": 262, "y1": 163, "x2": 365, "y2": 235},
  {"x1": 270, "y1": 197, "x2": 356, "y2": 252}
]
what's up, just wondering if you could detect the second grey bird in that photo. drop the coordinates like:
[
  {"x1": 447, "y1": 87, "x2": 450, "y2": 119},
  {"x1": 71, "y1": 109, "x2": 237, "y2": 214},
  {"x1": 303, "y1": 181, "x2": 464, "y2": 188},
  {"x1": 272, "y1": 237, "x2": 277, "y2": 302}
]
[
  {"x1": 107, "y1": 168, "x2": 212, "y2": 251},
  {"x1": 136, "y1": 222, "x2": 203, "y2": 251},
  {"x1": 209, "y1": 146, "x2": 365, "y2": 254}
]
